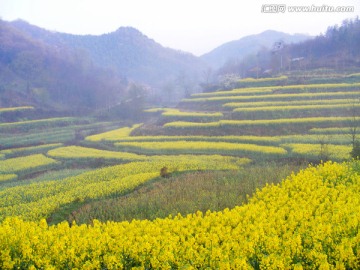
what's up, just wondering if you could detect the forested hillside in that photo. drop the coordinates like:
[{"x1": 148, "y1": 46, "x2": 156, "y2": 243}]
[
  {"x1": 9, "y1": 20, "x2": 206, "y2": 88},
  {"x1": 288, "y1": 17, "x2": 360, "y2": 69},
  {"x1": 0, "y1": 20, "x2": 125, "y2": 112},
  {"x1": 215, "y1": 17, "x2": 360, "y2": 81},
  {"x1": 201, "y1": 30, "x2": 310, "y2": 69}
]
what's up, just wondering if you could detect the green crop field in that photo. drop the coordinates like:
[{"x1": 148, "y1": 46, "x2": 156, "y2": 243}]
[
  {"x1": 0, "y1": 143, "x2": 62, "y2": 158},
  {"x1": 115, "y1": 140, "x2": 287, "y2": 158},
  {"x1": 223, "y1": 98, "x2": 356, "y2": 109},
  {"x1": 182, "y1": 91, "x2": 360, "y2": 105},
  {"x1": 193, "y1": 82, "x2": 360, "y2": 99},
  {"x1": 0, "y1": 106, "x2": 34, "y2": 113},
  {"x1": 47, "y1": 145, "x2": 146, "y2": 162},
  {"x1": 161, "y1": 109, "x2": 223, "y2": 122},
  {"x1": 164, "y1": 116, "x2": 358, "y2": 131},
  {"x1": 0, "y1": 117, "x2": 85, "y2": 132},
  {"x1": 282, "y1": 143, "x2": 352, "y2": 161}
]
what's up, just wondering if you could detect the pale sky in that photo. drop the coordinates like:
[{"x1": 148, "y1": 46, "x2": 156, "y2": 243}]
[{"x1": 0, "y1": 0, "x2": 359, "y2": 55}]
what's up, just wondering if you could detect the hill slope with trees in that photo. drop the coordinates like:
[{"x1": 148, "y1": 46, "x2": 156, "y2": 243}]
[
  {"x1": 9, "y1": 20, "x2": 206, "y2": 88},
  {"x1": 0, "y1": 20, "x2": 125, "y2": 113},
  {"x1": 200, "y1": 30, "x2": 310, "y2": 69},
  {"x1": 214, "y1": 17, "x2": 360, "y2": 81}
]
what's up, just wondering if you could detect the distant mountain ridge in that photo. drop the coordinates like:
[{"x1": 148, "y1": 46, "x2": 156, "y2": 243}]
[
  {"x1": 5, "y1": 18, "x2": 346, "y2": 113},
  {"x1": 9, "y1": 20, "x2": 206, "y2": 86},
  {"x1": 201, "y1": 30, "x2": 311, "y2": 69},
  {"x1": 8, "y1": 20, "x2": 313, "y2": 85}
]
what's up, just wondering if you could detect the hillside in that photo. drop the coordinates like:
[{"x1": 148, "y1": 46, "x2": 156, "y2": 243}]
[
  {"x1": 0, "y1": 20, "x2": 125, "y2": 112},
  {"x1": 287, "y1": 17, "x2": 360, "y2": 70},
  {"x1": 214, "y1": 18, "x2": 360, "y2": 81},
  {"x1": 201, "y1": 30, "x2": 310, "y2": 69},
  {"x1": 9, "y1": 20, "x2": 207, "y2": 87}
]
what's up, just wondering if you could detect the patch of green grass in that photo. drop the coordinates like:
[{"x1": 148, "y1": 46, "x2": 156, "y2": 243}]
[
  {"x1": 28, "y1": 168, "x2": 92, "y2": 183},
  {"x1": 282, "y1": 143, "x2": 352, "y2": 161},
  {"x1": 232, "y1": 104, "x2": 360, "y2": 120},
  {"x1": 68, "y1": 162, "x2": 304, "y2": 224},
  {"x1": 0, "y1": 106, "x2": 34, "y2": 113},
  {"x1": 0, "y1": 121, "x2": 122, "y2": 148},
  {"x1": 0, "y1": 168, "x2": 90, "y2": 191},
  {"x1": 0, "y1": 117, "x2": 85, "y2": 133},
  {"x1": 0, "y1": 129, "x2": 75, "y2": 148},
  {"x1": 0, "y1": 143, "x2": 63, "y2": 158}
]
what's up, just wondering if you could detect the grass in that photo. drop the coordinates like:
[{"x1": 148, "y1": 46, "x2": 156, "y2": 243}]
[
  {"x1": 47, "y1": 145, "x2": 146, "y2": 162},
  {"x1": 144, "y1": 108, "x2": 171, "y2": 113},
  {"x1": 221, "y1": 116, "x2": 359, "y2": 127},
  {"x1": 232, "y1": 104, "x2": 360, "y2": 120},
  {"x1": 0, "y1": 106, "x2": 34, "y2": 113},
  {"x1": 113, "y1": 135, "x2": 280, "y2": 145},
  {"x1": 309, "y1": 127, "x2": 353, "y2": 134},
  {"x1": 115, "y1": 140, "x2": 287, "y2": 158},
  {"x1": 223, "y1": 98, "x2": 356, "y2": 109},
  {"x1": 68, "y1": 162, "x2": 304, "y2": 224},
  {"x1": 85, "y1": 123, "x2": 142, "y2": 142},
  {"x1": 233, "y1": 103, "x2": 360, "y2": 113},
  {"x1": 0, "y1": 121, "x2": 122, "y2": 148},
  {"x1": 0, "y1": 168, "x2": 90, "y2": 191},
  {"x1": 192, "y1": 88, "x2": 273, "y2": 98},
  {"x1": 181, "y1": 91, "x2": 360, "y2": 104},
  {"x1": 196, "y1": 82, "x2": 360, "y2": 99},
  {"x1": 164, "y1": 117, "x2": 360, "y2": 130},
  {"x1": 279, "y1": 134, "x2": 351, "y2": 145},
  {"x1": 0, "y1": 129, "x2": 75, "y2": 148},
  {"x1": 0, "y1": 117, "x2": 85, "y2": 133},
  {"x1": 163, "y1": 121, "x2": 220, "y2": 129},
  {"x1": 161, "y1": 109, "x2": 223, "y2": 122},
  {"x1": 236, "y1": 75, "x2": 288, "y2": 87},
  {"x1": 282, "y1": 143, "x2": 352, "y2": 161},
  {"x1": 0, "y1": 143, "x2": 63, "y2": 158}
]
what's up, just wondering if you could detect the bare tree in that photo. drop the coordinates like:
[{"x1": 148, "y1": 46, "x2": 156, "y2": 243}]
[
  {"x1": 317, "y1": 135, "x2": 331, "y2": 161},
  {"x1": 348, "y1": 99, "x2": 360, "y2": 148}
]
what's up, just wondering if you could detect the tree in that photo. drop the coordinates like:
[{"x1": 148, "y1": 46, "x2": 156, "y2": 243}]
[
  {"x1": 350, "y1": 140, "x2": 360, "y2": 159},
  {"x1": 317, "y1": 135, "x2": 331, "y2": 161},
  {"x1": 348, "y1": 99, "x2": 360, "y2": 148}
]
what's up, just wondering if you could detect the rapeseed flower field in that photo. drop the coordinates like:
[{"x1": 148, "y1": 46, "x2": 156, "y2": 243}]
[{"x1": 0, "y1": 161, "x2": 359, "y2": 269}]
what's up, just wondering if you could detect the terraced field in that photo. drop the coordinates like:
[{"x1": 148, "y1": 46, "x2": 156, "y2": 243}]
[
  {"x1": 1, "y1": 76, "x2": 359, "y2": 188},
  {"x1": 1, "y1": 72, "x2": 360, "y2": 268}
]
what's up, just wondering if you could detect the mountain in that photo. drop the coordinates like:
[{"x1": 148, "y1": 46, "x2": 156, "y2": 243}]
[
  {"x1": 201, "y1": 30, "x2": 311, "y2": 69},
  {"x1": 286, "y1": 17, "x2": 360, "y2": 70},
  {"x1": 0, "y1": 20, "x2": 126, "y2": 112},
  {"x1": 9, "y1": 20, "x2": 206, "y2": 87}
]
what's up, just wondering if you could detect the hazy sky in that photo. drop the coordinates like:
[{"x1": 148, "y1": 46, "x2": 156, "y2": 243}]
[{"x1": 0, "y1": 0, "x2": 359, "y2": 55}]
